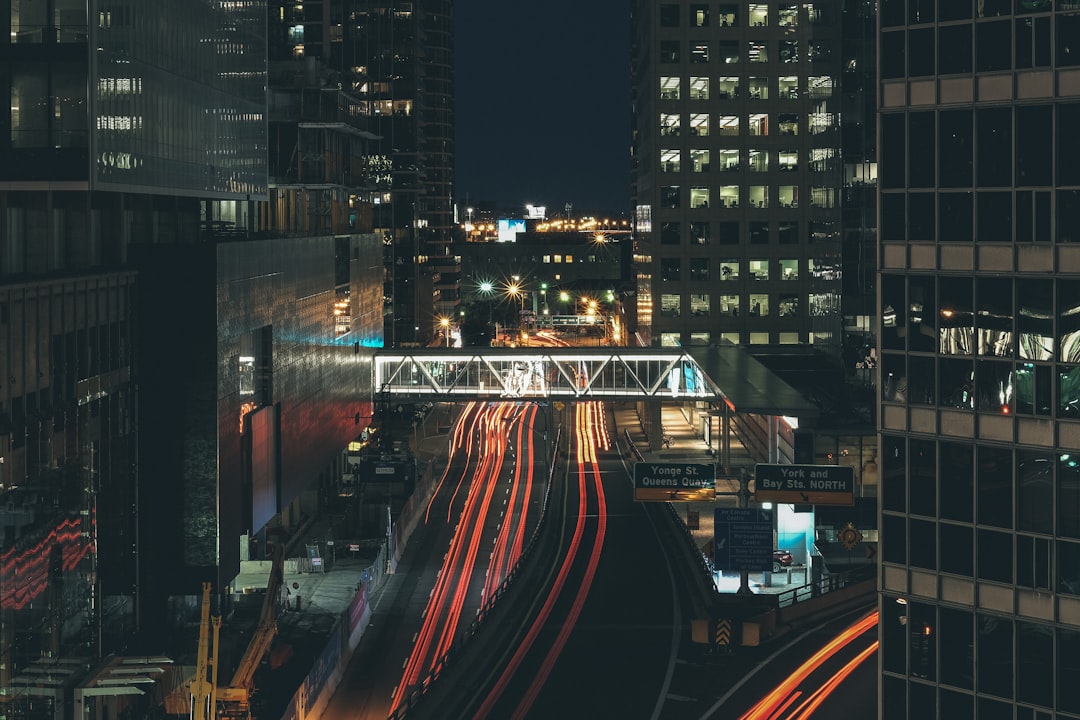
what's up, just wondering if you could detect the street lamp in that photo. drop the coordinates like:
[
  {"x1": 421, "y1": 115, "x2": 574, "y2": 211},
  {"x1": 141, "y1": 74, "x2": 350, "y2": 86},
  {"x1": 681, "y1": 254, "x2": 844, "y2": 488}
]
[{"x1": 438, "y1": 316, "x2": 451, "y2": 347}]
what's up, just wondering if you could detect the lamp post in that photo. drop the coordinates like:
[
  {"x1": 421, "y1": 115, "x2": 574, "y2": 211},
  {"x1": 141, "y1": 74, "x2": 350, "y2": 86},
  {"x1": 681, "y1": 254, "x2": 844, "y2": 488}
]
[
  {"x1": 438, "y1": 316, "x2": 451, "y2": 347},
  {"x1": 506, "y1": 281, "x2": 527, "y2": 346}
]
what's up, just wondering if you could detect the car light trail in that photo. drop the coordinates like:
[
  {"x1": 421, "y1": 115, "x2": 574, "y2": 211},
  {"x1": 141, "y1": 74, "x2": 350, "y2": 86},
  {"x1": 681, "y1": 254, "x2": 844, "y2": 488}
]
[
  {"x1": 475, "y1": 401, "x2": 609, "y2": 720},
  {"x1": 737, "y1": 610, "x2": 878, "y2": 720}
]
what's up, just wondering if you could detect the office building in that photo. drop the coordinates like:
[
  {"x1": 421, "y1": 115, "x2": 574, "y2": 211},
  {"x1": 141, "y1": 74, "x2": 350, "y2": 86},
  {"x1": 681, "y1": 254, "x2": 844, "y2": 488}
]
[
  {"x1": 877, "y1": 1, "x2": 1080, "y2": 717},
  {"x1": 0, "y1": 4, "x2": 386, "y2": 714},
  {"x1": 631, "y1": 1, "x2": 845, "y2": 353},
  {"x1": 340, "y1": 0, "x2": 457, "y2": 347}
]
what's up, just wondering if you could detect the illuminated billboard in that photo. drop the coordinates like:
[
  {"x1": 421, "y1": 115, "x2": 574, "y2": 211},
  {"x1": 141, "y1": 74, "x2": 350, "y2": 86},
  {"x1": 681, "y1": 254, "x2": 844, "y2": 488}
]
[{"x1": 497, "y1": 218, "x2": 526, "y2": 243}]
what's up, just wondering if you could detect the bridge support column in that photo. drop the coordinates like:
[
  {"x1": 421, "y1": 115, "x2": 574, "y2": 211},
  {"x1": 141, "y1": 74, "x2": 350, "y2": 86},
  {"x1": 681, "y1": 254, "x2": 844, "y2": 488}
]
[
  {"x1": 647, "y1": 401, "x2": 664, "y2": 452},
  {"x1": 721, "y1": 404, "x2": 730, "y2": 470}
]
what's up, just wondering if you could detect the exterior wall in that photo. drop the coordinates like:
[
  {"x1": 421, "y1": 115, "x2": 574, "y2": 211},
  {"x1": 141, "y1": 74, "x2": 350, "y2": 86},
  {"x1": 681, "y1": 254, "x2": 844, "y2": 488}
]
[
  {"x1": 877, "y1": 2, "x2": 1080, "y2": 717},
  {"x1": 131, "y1": 232, "x2": 382, "y2": 648},
  {"x1": 631, "y1": 0, "x2": 845, "y2": 351},
  {"x1": 0, "y1": 273, "x2": 138, "y2": 695}
]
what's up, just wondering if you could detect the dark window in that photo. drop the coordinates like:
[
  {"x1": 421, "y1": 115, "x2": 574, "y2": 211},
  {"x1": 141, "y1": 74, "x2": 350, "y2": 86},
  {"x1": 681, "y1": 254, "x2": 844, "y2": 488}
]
[
  {"x1": 977, "y1": 446, "x2": 1013, "y2": 529},
  {"x1": 909, "y1": 192, "x2": 934, "y2": 241},
  {"x1": 979, "y1": 0, "x2": 1011, "y2": 15},
  {"x1": 881, "y1": 0, "x2": 906, "y2": 26},
  {"x1": 940, "y1": 523, "x2": 973, "y2": 576},
  {"x1": 909, "y1": 0, "x2": 935, "y2": 23},
  {"x1": 909, "y1": 355, "x2": 936, "y2": 404},
  {"x1": 977, "y1": 192, "x2": 1012, "y2": 242},
  {"x1": 882, "y1": 193, "x2": 907, "y2": 242},
  {"x1": 977, "y1": 528, "x2": 1013, "y2": 583},
  {"x1": 1016, "y1": 535, "x2": 1052, "y2": 590},
  {"x1": 977, "y1": 21, "x2": 1012, "y2": 71},
  {"x1": 689, "y1": 257, "x2": 708, "y2": 281},
  {"x1": 1058, "y1": 104, "x2": 1080, "y2": 185},
  {"x1": 661, "y1": 186, "x2": 681, "y2": 209},
  {"x1": 940, "y1": 441, "x2": 975, "y2": 522},
  {"x1": 940, "y1": 1, "x2": 973, "y2": 20},
  {"x1": 977, "y1": 107, "x2": 1012, "y2": 187},
  {"x1": 1060, "y1": 541, "x2": 1080, "y2": 596},
  {"x1": 1017, "y1": 622, "x2": 1053, "y2": 708},
  {"x1": 939, "y1": 24, "x2": 973, "y2": 74},
  {"x1": 882, "y1": 434, "x2": 907, "y2": 512},
  {"x1": 1015, "y1": 0, "x2": 1051, "y2": 11},
  {"x1": 660, "y1": 40, "x2": 680, "y2": 63},
  {"x1": 939, "y1": 192, "x2": 974, "y2": 242},
  {"x1": 881, "y1": 31, "x2": 906, "y2": 78},
  {"x1": 1016, "y1": 16, "x2": 1052, "y2": 68},
  {"x1": 882, "y1": 513, "x2": 907, "y2": 564},
  {"x1": 977, "y1": 614, "x2": 1014, "y2": 699},
  {"x1": 1058, "y1": 12, "x2": 1080, "y2": 66},
  {"x1": 882, "y1": 677, "x2": 906, "y2": 720},
  {"x1": 1058, "y1": 627, "x2": 1080, "y2": 713},
  {"x1": 940, "y1": 689, "x2": 973, "y2": 717},
  {"x1": 910, "y1": 439, "x2": 937, "y2": 517},
  {"x1": 909, "y1": 112, "x2": 935, "y2": 187},
  {"x1": 1058, "y1": 190, "x2": 1080, "y2": 243},
  {"x1": 778, "y1": 221, "x2": 798, "y2": 244},
  {"x1": 716, "y1": 221, "x2": 739, "y2": 244},
  {"x1": 659, "y1": 4, "x2": 680, "y2": 26},
  {"x1": 909, "y1": 28, "x2": 935, "y2": 76},
  {"x1": 749, "y1": 222, "x2": 769, "y2": 244},
  {"x1": 940, "y1": 606, "x2": 974, "y2": 689},
  {"x1": 939, "y1": 109, "x2": 973, "y2": 187},
  {"x1": 660, "y1": 258, "x2": 681, "y2": 281},
  {"x1": 910, "y1": 518, "x2": 937, "y2": 569},
  {"x1": 1060, "y1": 455, "x2": 1080, "y2": 539},
  {"x1": 661, "y1": 221, "x2": 681, "y2": 244},
  {"x1": 1016, "y1": 105, "x2": 1052, "y2": 186},
  {"x1": 881, "y1": 114, "x2": 906, "y2": 189},
  {"x1": 882, "y1": 597, "x2": 908, "y2": 675}
]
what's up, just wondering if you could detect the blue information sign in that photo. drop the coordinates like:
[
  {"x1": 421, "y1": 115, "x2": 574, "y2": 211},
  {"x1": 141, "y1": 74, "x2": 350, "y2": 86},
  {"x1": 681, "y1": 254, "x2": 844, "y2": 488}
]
[{"x1": 713, "y1": 507, "x2": 774, "y2": 572}]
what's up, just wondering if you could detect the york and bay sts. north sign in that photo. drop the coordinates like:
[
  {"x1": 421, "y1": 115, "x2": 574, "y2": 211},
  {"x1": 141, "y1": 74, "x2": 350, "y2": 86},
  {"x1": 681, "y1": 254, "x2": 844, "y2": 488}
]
[
  {"x1": 753, "y1": 463, "x2": 855, "y2": 506},
  {"x1": 633, "y1": 462, "x2": 715, "y2": 502}
]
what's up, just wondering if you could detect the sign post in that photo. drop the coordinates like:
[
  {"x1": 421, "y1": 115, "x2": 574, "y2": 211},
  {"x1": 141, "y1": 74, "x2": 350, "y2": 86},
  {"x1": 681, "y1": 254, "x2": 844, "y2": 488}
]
[
  {"x1": 633, "y1": 462, "x2": 715, "y2": 502},
  {"x1": 753, "y1": 463, "x2": 855, "y2": 506}
]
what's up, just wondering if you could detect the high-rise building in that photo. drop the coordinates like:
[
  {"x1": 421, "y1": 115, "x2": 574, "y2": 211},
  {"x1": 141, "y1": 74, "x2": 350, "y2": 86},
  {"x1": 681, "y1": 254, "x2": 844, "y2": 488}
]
[
  {"x1": 0, "y1": 4, "x2": 386, "y2": 714},
  {"x1": 877, "y1": 1, "x2": 1080, "y2": 717},
  {"x1": 342, "y1": 0, "x2": 457, "y2": 347},
  {"x1": 631, "y1": 1, "x2": 845, "y2": 353}
]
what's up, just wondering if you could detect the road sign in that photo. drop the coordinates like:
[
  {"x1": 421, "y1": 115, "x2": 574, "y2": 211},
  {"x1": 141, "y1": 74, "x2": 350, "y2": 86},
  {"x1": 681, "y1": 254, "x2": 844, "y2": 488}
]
[
  {"x1": 713, "y1": 507, "x2": 774, "y2": 572},
  {"x1": 753, "y1": 463, "x2": 855, "y2": 506},
  {"x1": 633, "y1": 462, "x2": 715, "y2": 502},
  {"x1": 838, "y1": 522, "x2": 863, "y2": 551}
]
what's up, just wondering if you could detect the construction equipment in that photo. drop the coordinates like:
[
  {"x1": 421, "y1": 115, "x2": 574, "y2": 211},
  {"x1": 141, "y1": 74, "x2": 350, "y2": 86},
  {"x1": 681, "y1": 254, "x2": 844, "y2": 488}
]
[
  {"x1": 189, "y1": 543, "x2": 285, "y2": 719},
  {"x1": 218, "y1": 543, "x2": 285, "y2": 718}
]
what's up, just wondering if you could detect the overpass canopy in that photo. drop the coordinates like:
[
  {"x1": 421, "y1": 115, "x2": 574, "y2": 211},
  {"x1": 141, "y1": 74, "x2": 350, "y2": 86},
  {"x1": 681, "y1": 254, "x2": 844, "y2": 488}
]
[{"x1": 373, "y1": 345, "x2": 818, "y2": 420}]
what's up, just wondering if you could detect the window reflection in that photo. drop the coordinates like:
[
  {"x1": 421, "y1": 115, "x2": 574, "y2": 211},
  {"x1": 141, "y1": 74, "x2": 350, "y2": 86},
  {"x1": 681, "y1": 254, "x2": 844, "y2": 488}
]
[
  {"x1": 940, "y1": 277, "x2": 974, "y2": 355},
  {"x1": 1060, "y1": 281, "x2": 1080, "y2": 362},
  {"x1": 976, "y1": 277, "x2": 1013, "y2": 357}
]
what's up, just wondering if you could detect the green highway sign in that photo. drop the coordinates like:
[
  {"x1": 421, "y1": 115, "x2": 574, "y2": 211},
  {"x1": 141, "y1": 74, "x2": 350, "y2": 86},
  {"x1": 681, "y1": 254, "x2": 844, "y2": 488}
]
[
  {"x1": 633, "y1": 462, "x2": 715, "y2": 502},
  {"x1": 753, "y1": 463, "x2": 855, "y2": 506}
]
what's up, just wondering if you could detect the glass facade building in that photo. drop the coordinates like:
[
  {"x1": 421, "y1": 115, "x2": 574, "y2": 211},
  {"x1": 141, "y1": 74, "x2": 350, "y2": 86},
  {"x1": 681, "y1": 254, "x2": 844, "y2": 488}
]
[{"x1": 878, "y1": 1, "x2": 1080, "y2": 717}]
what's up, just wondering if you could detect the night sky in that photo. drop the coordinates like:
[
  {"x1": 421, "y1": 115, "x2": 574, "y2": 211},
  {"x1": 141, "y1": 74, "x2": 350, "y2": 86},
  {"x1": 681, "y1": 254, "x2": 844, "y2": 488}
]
[{"x1": 453, "y1": 1, "x2": 632, "y2": 216}]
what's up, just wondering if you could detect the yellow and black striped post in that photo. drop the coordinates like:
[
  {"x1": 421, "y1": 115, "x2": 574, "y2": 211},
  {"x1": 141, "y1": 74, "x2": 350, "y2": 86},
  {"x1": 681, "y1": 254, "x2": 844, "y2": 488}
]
[{"x1": 715, "y1": 618, "x2": 732, "y2": 647}]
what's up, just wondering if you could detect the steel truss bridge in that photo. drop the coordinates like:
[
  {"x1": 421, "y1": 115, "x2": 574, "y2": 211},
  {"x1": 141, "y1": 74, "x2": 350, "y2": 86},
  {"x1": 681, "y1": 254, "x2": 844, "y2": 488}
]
[{"x1": 373, "y1": 346, "x2": 818, "y2": 421}]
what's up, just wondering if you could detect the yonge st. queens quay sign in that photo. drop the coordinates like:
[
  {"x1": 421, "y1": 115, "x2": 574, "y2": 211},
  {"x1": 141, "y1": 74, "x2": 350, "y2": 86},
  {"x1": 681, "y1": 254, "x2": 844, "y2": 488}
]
[{"x1": 633, "y1": 462, "x2": 715, "y2": 502}]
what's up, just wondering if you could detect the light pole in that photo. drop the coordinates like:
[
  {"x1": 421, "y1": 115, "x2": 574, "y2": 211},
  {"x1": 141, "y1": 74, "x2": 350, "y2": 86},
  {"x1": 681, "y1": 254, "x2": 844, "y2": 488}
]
[
  {"x1": 438, "y1": 316, "x2": 451, "y2": 347},
  {"x1": 506, "y1": 281, "x2": 527, "y2": 346}
]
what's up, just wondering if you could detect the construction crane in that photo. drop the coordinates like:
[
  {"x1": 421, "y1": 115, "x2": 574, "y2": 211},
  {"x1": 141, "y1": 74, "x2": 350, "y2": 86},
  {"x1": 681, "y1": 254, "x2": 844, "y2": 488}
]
[
  {"x1": 218, "y1": 543, "x2": 286, "y2": 719},
  {"x1": 190, "y1": 543, "x2": 285, "y2": 719},
  {"x1": 189, "y1": 583, "x2": 219, "y2": 720}
]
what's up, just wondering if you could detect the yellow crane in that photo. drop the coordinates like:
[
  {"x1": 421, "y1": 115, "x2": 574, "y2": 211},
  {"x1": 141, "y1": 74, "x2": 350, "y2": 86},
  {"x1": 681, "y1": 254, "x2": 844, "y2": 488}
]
[{"x1": 190, "y1": 543, "x2": 285, "y2": 719}]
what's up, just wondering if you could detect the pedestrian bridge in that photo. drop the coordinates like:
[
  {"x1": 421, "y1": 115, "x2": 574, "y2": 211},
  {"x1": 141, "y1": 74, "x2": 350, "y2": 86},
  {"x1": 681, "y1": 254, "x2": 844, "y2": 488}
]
[{"x1": 374, "y1": 345, "x2": 818, "y2": 419}]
